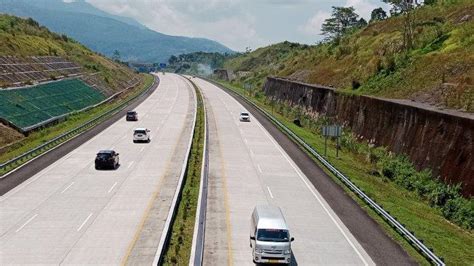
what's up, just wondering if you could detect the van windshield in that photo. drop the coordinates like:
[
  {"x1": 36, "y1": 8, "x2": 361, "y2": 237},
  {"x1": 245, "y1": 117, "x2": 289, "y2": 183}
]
[
  {"x1": 134, "y1": 130, "x2": 146, "y2": 134},
  {"x1": 257, "y1": 229, "x2": 289, "y2": 242}
]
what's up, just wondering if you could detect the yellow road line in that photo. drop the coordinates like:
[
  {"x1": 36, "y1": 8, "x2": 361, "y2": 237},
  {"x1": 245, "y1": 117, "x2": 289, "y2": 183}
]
[{"x1": 121, "y1": 169, "x2": 168, "y2": 266}]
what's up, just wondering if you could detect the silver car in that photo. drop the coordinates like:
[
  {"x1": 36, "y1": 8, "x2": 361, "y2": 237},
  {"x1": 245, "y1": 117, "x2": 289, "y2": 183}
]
[
  {"x1": 250, "y1": 205, "x2": 294, "y2": 264},
  {"x1": 240, "y1": 111, "x2": 250, "y2": 122},
  {"x1": 133, "y1": 128, "x2": 151, "y2": 143}
]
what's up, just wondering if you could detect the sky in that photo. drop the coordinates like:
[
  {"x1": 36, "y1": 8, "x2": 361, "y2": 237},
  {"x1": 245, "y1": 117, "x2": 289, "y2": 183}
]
[{"x1": 80, "y1": 0, "x2": 390, "y2": 51}]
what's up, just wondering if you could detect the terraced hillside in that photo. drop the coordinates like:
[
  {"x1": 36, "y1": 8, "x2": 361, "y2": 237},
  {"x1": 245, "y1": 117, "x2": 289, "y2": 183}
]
[
  {"x1": 0, "y1": 79, "x2": 105, "y2": 130},
  {"x1": 0, "y1": 14, "x2": 149, "y2": 154},
  {"x1": 0, "y1": 14, "x2": 140, "y2": 93}
]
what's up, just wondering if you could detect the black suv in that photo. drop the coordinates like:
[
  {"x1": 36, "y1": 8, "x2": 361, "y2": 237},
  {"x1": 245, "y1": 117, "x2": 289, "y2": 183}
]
[
  {"x1": 95, "y1": 150, "x2": 120, "y2": 170},
  {"x1": 126, "y1": 111, "x2": 138, "y2": 121}
]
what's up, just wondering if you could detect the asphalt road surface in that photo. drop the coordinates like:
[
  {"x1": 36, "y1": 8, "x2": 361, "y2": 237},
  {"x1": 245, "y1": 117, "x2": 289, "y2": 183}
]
[
  {"x1": 0, "y1": 73, "x2": 195, "y2": 264},
  {"x1": 194, "y1": 77, "x2": 375, "y2": 266}
]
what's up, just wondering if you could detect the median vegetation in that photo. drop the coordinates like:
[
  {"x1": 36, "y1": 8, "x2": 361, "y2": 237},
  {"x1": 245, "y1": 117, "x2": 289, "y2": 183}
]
[
  {"x1": 163, "y1": 79, "x2": 205, "y2": 265},
  {"x1": 216, "y1": 80, "x2": 473, "y2": 265}
]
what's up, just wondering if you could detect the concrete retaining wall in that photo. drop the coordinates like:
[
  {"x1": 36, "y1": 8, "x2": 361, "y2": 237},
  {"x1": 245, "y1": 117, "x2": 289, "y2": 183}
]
[{"x1": 263, "y1": 77, "x2": 474, "y2": 196}]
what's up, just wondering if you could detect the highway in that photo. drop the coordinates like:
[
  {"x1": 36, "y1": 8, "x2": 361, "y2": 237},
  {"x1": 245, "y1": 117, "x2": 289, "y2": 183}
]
[
  {"x1": 0, "y1": 73, "x2": 196, "y2": 264},
  {"x1": 194, "y1": 78, "x2": 375, "y2": 265}
]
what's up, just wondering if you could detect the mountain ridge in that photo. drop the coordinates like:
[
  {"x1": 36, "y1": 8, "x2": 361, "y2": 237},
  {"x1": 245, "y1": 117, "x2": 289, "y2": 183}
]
[{"x1": 0, "y1": 0, "x2": 233, "y2": 63}]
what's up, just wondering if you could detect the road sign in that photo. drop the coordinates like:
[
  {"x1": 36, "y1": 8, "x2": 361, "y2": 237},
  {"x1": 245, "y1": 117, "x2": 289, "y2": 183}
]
[
  {"x1": 159, "y1": 63, "x2": 167, "y2": 68},
  {"x1": 322, "y1": 125, "x2": 342, "y2": 137},
  {"x1": 322, "y1": 125, "x2": 342, "y2": 157}
]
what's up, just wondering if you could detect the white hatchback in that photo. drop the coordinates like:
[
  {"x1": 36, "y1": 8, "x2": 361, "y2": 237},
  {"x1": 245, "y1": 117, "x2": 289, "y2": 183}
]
[
  {"x1": 133, "y1": 128, "x2": 151, "y2": 143},
  {"x1": 240, "y1": 112, "x2": 251, "y2": 122}
]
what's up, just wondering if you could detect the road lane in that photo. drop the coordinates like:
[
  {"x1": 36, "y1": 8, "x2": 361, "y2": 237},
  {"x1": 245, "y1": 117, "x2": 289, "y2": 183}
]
[
  {"x1": 0, "y1": 73, "x2": 195, "y2": 264},
  {"x1": 194, "y1": 77, "x2": 374, "y2": 265}
]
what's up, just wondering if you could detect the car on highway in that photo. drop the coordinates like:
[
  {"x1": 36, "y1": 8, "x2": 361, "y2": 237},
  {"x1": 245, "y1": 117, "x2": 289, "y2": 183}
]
[
  {"x1": 133, "y1": 128, "x2": 151, "y2": 143},
  {"x1": 95, "y1": 150, "x2": 120, "y2": 170},
  {"x1": 250, "y1": 205, "x2": 294, "y2": 264},
  {"x1": 126, "y1": 110, "x2": 138, "y2": 121},
  {"x1": 240, "y1": 111, "x2": 250, "y2": 122}
]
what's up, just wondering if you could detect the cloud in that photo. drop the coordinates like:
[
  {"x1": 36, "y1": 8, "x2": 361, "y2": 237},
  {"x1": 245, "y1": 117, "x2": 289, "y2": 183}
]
[
  {"x1": 344, "y1": 0, "x2": 378, "y2": 19},
  {"x1": 299, "y1": 0, "x2": 390, "y2": 38},
  {"x1": 299, "y1": 10, "x2": 330, "y2": 36},
  {"x1": 85, "y1": 0, "x2": 261, "y2": 51}
]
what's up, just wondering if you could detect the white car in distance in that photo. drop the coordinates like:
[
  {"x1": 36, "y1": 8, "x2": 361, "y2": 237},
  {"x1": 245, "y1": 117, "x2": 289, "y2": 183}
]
[
  {"x1": 133, "y1": 128, "x2": 151, "y2": 143},
  {"x1": 240, "y1": 111, "x2": 251, "y2": 122}
]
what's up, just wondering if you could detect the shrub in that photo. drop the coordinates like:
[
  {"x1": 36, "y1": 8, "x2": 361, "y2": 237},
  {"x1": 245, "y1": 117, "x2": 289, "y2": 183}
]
[
  {"x1": 442, "y1": 197, "x2": 474, "y2": 230},
  {"x1": 428, "y1": 183, "x2": 461, "y2": 207}
]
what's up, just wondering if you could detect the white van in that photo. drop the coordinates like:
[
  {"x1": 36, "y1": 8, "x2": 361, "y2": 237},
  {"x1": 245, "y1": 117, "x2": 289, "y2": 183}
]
[{"x1": 250, "y1": 205, "x2": 294, "y2": 264}]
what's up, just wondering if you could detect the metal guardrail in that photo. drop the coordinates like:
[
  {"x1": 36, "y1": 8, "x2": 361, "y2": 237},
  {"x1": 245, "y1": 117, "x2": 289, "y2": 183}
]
[
  {"x1": 213, "y1": 80, "x2": 445, "y2": 266},
  {"x1": 153, "y1": 76, "x2": 198, "y2": 265},
  {"x1": 0, "y1": 75, "x2": 159, "y2": 178},
  {"x1": 189, "y1": 78, "x2": 209, "y2": 266}
]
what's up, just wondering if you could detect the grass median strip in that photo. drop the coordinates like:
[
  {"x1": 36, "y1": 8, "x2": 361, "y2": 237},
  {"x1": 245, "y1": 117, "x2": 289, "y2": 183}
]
[
  {"x1": 162, "y1": 79, "x2": 205, "y2": 265},
  {"x1": 215, "y1": 79, "x2": 473, "y2": 265},
  {"x1": 0, "y1": 74, "x2": 154, "y2": 175}
]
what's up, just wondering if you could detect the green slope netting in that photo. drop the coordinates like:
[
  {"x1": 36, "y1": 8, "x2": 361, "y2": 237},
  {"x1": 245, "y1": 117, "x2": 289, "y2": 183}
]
[{"x1": 0, "y1": 79, "x2": 105, "y2": 129}]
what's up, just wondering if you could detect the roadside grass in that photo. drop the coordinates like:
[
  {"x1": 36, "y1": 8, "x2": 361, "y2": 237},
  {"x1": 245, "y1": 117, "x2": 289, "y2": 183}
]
[
  {"x1": 163, "y1": 79, "x2": 204, "y2": 265},
  {"x1": 0, "y1": 74, "x2": 154, "y2": 171},
  {"x1": 217, "y1": 80, "x2": 474, "y2": 266}
]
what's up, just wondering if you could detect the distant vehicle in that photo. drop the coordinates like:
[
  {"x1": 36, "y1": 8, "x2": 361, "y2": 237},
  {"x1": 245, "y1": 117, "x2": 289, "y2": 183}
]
[
  {"x1": 240, "y1": 111, "x2": 250, "y2": 122},
  {"x1": 133, "y1": 128, "x2": 151, "y2": 143},
  {"x1": 250, "y1": 205, "x2": 294, "y2": 264},
  {"x1": 126, "y1": 111, "x2": 138, "y2": 121},
  {"x1": 95, "y1": 150, "x2": 120, "y2": 170}
]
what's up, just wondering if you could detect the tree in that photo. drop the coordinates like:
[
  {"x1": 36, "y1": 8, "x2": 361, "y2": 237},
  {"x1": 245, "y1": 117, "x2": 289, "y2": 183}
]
[
  {"x1": 357, "y1": 18, "x2": 368, "y2": 28},
  {"x1": 383, "y1": 0, "x2": 419, "y2": 50},
  {"x1": 112, "y1": 50, "x2": 121, "y2": 62},
  {"x1": 168, "y1": 55, "x2": 178, "y2": 65},
  {"x1": 370, "y1": 7, "x2": 388, "y2": 22},
  {"x1": 424, "y1": 0, "x2": 437, "y2": 5},
  {"x1": 383, "y1": 0, "x2": 418, "y2": 16},
  {"x1": 321, "y1": 6, "x2": 361, "y2": 40}
]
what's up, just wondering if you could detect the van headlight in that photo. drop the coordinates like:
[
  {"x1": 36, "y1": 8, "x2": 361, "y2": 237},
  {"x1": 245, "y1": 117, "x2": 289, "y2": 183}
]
[
  {"x1": 284, "y1": 249, "x2": 291, "y2": 255},
  {"x1": 255, "y1": 248, "x2": 263, "y2": 253}
]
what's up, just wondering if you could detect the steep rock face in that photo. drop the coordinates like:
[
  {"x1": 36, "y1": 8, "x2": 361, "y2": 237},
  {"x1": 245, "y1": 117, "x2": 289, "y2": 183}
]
[{"x1": 263, "y1": 77, "x2": 474, "y2": 196}]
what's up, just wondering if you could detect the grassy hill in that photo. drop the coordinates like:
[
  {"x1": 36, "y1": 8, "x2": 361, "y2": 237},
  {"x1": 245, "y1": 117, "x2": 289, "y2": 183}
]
[
  {"x1": 0, "y1": 14, "x2": 139, "y2": 92},
  {"x1": 0, "y1": 14, "x2": 153, "y2": 153},
  {"x1": 223, "y1": 0, "x2": 473, "y2": 112}
]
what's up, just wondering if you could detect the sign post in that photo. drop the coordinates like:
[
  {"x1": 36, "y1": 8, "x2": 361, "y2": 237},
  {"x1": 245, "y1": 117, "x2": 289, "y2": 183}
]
[{"x1": 321, "y1": 125, "x2": 342, "y2": 158}]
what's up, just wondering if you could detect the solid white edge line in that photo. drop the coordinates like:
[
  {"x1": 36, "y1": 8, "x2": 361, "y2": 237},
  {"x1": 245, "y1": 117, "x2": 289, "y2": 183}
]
[
  {"x1": 257, "y1": 164, "x2": 263, "y2": 174},
  {"x1": 127, "y1": 161, "x2": 135, "y2": 169},
  {"x1": 153, "y1": 74, "x2": 197, "y2": 265},
  {"x1": 77, "y1": 213, "x2": 93, "y2": 232},
  {"x1": 61, "y1": 182, "x2": 75, "y2": 194},
  {"x1": 15, "y1": 214, "x2": 38, "y2": 233},
  {"x1": 216, "y1": 79, "x2": 370, "y2": 266},
  {"x1": 189, "y1": 82, "x2": 208, "y2": 265},
  {"x1": 254, "y1": 113, "x2": 369, "y2": 266},
  {"x1": 267, "y1": 186, "x2": 274, "y2": 199},
  {"x1": 107, "y1": 182, "x2": 118, "y2": 194}
]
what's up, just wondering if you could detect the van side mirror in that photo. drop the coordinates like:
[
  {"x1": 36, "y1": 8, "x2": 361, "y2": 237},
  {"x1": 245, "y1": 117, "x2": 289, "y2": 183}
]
[
  {"x1": 250, "y1": 236, "x2": 255, "y2": 240},
  {"x1": 291, "y1": 237, "x2": 295, "y2": 242}
]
